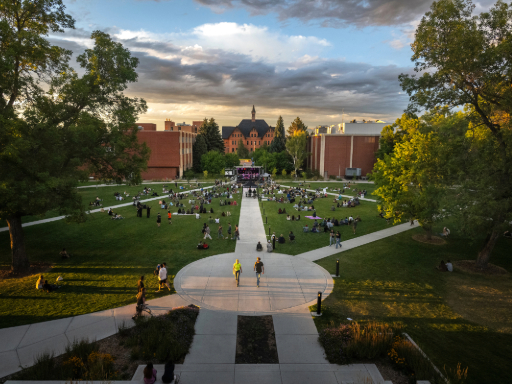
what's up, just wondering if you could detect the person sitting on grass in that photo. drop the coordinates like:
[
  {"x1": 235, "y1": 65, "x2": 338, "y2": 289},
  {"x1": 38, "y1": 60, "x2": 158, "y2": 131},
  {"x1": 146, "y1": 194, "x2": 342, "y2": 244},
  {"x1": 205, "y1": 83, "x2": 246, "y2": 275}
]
[
  {"x1": 446, "y1": 260, "x2": 453, "y2": 272},
  {"x1": 289, "y1": 231, "x2": 295, "y2": 241},
  {"x1": 436, "y1": 260, "x2": 448, "y2": 272},
  {"x1": 59, "y1": 248, "x2": 70, "y2": 259},
  {"x1": 256, "y1": 241, "x2": 263, "y2": 251},
  {"x1": 278, "y1": 208, "x2": 283, "y2": 214},
  {"x1": 311, "y1": 226, "x2": 319, "y2": 233},
  {"x1": 286, "y1": 214, "x2": 291, "y2": 220},
  {"x1": 143, "y1": 362, "x2": 157, "y2": 384},
  {"x1": 442, "y1": 227, "x2": 450, "y2": 237},
  {"x1": 278, "y1": 234, "x2": 286, "y2": 244},
  {"x1": 303, "y1": 224, "x2": 309, "y2": 232},
  {"x1": 43, "y1": 279, "x2": 59, "y2": 292},
  {"x1": 36, "y1": 275, "x2": 44, "y2": 290}
]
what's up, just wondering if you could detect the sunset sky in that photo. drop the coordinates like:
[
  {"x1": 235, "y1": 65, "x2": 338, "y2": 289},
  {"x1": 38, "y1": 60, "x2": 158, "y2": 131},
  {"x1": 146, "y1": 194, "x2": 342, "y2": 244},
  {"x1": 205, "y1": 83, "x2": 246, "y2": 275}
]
[{"x1": 54, "y1": 0, "x2": 494, "y2": 130}]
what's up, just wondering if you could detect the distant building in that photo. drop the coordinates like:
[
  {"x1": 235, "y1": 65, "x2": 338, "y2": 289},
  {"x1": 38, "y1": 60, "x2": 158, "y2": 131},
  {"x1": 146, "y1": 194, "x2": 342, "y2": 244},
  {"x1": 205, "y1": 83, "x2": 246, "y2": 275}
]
[
  {"x1": 307, "y1": 121, "x2": 387, "y2": 178},
  {"x1": 135, "y1": 120, "x2": 200, "y2": 179},
  {"x1": 222, "y1": 106, "x2": 275, "y2": 153}
]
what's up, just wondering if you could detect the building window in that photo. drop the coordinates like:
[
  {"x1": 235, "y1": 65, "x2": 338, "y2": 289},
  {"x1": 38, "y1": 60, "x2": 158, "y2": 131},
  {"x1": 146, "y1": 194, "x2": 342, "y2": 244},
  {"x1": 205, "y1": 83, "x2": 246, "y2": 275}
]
[
  {"x1": 232, "y1": 148, "x2": 234, "y2": 152},
  {"x1": 247, "y1": 141, "x2": 249, "y2": 145},
  {"x1": 259, "y1": 141, "x2": 260, "y2": 145}
]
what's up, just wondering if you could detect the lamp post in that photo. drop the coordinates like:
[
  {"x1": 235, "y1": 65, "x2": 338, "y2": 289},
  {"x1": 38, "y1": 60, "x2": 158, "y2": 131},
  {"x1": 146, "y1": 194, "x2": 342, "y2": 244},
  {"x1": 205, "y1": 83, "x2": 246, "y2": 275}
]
[
  {"x1": 316, "y1": 292, "x2": 322, "y2": 316},
  {"x1": 336, "y1": 259, "x2": 339, "y2": 277}
]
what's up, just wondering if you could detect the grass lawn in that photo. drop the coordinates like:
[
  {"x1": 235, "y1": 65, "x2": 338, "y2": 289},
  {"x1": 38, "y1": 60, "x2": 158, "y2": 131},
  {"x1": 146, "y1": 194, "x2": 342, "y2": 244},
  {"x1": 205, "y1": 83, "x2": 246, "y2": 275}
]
[
  {"x1": 0, "y1": 193, "x2": 241, "y2": 329},
  {"x1": 0, "y1": 183, "x2": 212, "y2": 228},
  {"x1": 312, "y1": 222, "x2": 512, "y2": 384},
  {"x1": 276, "y1": 180, "x2": 379, "y2": 197},
  {"x1": 259, "y1": 191, "x2": 390, "y2": 255}
]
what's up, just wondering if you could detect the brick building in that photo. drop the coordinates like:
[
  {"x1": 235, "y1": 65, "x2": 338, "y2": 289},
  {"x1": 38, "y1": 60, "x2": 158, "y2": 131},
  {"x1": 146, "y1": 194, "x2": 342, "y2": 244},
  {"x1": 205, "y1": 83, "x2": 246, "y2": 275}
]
[
  {"x1": 307, "y1": 122, "x2": 386, "y2": 178},
  {"x1": 222, "y1": 106, "x2": 275, "y2": 153},
  {"x1": 135, "y1": 122, "x2": 197, "y2": 180}
]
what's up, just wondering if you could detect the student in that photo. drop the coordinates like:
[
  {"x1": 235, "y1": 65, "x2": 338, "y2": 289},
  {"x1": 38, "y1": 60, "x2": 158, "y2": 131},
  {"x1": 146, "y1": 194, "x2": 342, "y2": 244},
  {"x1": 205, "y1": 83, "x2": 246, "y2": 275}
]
[
  {"x1": 254, "y1": 257, "x2": 264, "y2": 288},
  {"x1": 436, "y1": 260, "x2": 448, "y2": 272},
  {"x1": 167, "y1": 210, "x2": 172, "y2": 224},
  {"x1": 137, "y1": 276, "x2": 145, "y2": 293},
  {"x1": 256, "y1": 241, "x2": 263, "y2": 251},
  {"x1": 143, "y1": 362, "x2": 157, "y2": 384},
  {"x1": 335, "y1": 231, "x2": 341, "y2": 249},
  {"x1": 204, "y1": 225, "x2": 212, "y2": 240},
  {"x1": 266, "y1": 240, "x2": 273, "y2": 253},
  {"x1": 278, "y1": 234, "x2": 286, "y2": 244},
  {"x1": 446, "y1": 260, "x2": 453, "y2": 272},
  {"x1": 59, "y1": 248, "x2": 70, "y2": 259},
  {"x1": 36, "y1": 275, "x2": 44, "y2": 290},
  {"x1": 289, "y1": 231, "x2": 295, "y2": 241},
  {"x1": 228, "y1": 223, "x2": 232, "y2": 239},
  {"x1": 234, "y1": 225, "x2": 240, "y2": 240},
  {"x1": 156, "y1": 212, "x2": 161, "y2": 227},
  {"x1": 156, "y1": 263, "x2": 171, "y2": 292},
  {"x1": 233, "y1": 259, "x2": 242, "y2": 287},
  {"x1": 218, "y1": 224, "x2": 223, "y2": 239},
  {"x1": 329, "y1": 230, "x2": 335, "y2": 246}
]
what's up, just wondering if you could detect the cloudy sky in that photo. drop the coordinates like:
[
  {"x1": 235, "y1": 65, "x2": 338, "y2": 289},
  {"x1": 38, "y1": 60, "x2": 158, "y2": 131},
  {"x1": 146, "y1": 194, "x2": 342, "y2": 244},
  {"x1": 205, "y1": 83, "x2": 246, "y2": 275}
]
[{"x1": 54, "y1": 0, "x2": 491, "y2": 130}]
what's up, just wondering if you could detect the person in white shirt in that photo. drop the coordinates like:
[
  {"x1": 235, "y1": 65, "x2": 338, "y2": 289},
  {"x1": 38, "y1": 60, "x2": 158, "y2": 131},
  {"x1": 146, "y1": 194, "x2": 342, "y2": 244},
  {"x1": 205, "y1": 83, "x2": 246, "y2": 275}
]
[
  {"x1": 196, "y1": 213, "x2": 201, "y2": 219},
  {"x1": 446, "y1": 260, "x2": 453, "y2": 272},
  {"x1": 215, "y1": 217, "x2": 220, "y2": 224},
  {"x1": 348, "y1": 216, "x2": 354, "y2": 224},
  {"x1": 156, "y1": 262, "x2": 171, "y2": 292}
]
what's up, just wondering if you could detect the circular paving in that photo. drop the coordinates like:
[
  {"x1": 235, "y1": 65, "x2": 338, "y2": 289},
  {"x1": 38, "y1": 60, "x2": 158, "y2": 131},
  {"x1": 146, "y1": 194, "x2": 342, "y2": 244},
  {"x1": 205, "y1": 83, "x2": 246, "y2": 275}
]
[{"x1": 174, "y1": 252, "x2": 333, "y2": 313}]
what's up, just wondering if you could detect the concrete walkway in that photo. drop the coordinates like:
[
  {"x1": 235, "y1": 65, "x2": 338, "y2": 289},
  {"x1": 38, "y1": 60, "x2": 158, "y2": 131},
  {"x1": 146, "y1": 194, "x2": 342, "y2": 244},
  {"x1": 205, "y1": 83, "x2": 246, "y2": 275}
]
[
  {"x1": 1, "y1": 189, "x2": 415, "y2": 383},
  {"x1": 278, "y1": 183, "x2": 378, "y2": 202}
]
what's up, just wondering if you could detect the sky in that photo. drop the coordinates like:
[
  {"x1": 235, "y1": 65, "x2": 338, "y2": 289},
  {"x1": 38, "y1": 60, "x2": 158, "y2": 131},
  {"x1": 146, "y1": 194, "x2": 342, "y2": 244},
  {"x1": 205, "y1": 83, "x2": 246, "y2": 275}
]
[{"x1": 53, "y1": 0, "x2": 494, "y2": 130}]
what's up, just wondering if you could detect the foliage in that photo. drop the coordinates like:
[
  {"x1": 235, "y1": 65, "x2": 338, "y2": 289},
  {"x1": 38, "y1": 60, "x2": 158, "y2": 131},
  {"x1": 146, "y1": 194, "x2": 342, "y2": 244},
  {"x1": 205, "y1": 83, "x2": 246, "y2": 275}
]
[
  {"x1": 224, "y1": 152, "x2": 240, "y2": 168},
  {"x1": 199, "y1": 118, "x2": 224, "y2": 152},
  {"x1": 201, "y1": 150, "x2": 225, "y2": 175},
  {"x1": 285, "y1": 131, "x2": 308, "y2": 175},
  {"x1": 373, "y1": 113, "x2": 449, "y2": 239},
  {"x1": 0, "y1": 1, "x2": 149, "y2": 272},
  {"x1": 183, "y1": 169, "x2": 195, "y2": 180},
  {"x1": 287, "y1": 116, "x2": 308, "y2": 136},
  {"x1": 203, "y1": 170, "x2": 208, "y2": 179},
  {"x1": 272, "y1": 168, "x2": 277, "y2": 178},
  {"x1": 192, "y1": 134, "x2": 208, "y2": 173},
  {"x1": 302, "y1": 171, "x2": 307, "y2": 180},
  {"x1": 399, "y1": 0, "x2": 512, "y2": 264},
  {"x1": 375, "y1": 114, "x2": 421, "y2": 160},
  {"x1": 237, "y1": 139, "x2": 250, "y2": 158},
  {"x1": 125, "y1": 307, "x2": 199, "y2": 362},
  {"x1": 269, "y1": 115, "x2": 286, "y2": 153},
  {"x1": 282, "y1": 169, "x2": 287, "y2": 177}
]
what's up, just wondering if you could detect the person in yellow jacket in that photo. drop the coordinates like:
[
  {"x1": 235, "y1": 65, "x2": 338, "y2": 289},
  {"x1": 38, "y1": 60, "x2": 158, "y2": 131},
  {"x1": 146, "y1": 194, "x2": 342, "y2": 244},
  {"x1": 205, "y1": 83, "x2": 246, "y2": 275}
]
[{"x1": 233, "y1": 259, "x2": 242, "y2": 287}]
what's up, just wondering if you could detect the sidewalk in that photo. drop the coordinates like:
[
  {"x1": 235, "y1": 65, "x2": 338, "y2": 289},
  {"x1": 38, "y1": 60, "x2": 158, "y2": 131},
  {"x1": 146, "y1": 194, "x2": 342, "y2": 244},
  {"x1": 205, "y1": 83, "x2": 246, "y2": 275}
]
[{"x1": 279, "y1": 184, "x2": 378, "y2": 202}]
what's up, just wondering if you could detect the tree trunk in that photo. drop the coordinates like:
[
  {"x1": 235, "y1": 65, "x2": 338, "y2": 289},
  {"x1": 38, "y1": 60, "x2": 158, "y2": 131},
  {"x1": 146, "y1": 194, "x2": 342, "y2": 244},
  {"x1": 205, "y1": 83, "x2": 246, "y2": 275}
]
[
  {"x1": 423, "y1": 225, "x2": 432, "y2": 240},
  {"x1": 7, "y1": 215, "x2": 29, "y2": 274},
  {"x1": 476, "y1": 229, "x2": 500, "y2": 268}
]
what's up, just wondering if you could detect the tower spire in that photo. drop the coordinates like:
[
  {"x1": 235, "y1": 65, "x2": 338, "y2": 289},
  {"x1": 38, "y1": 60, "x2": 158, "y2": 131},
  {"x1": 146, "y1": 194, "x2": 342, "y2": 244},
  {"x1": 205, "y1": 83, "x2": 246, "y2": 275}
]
[{"x1": 251, "y1": 105, "x2": 256, "y2": 122}]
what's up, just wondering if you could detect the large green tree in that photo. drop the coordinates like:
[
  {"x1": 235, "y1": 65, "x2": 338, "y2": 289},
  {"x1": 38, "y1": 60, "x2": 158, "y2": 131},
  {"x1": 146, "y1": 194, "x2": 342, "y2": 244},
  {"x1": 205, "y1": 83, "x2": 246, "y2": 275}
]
[
  {"x1": 236, "y1": 139, "x2": 249, "y2": 158},
  {"x1": 269, "y1": 115, "x2": 286, "y2": 153},
  {"x1": 0, "y1": 1, "x2": 149, "y2": 273},
  {"x1": 375, "y1": 114, "x2": 420, "y2": 160},
  {"x1": 224, "y1": 152, "x2": 240, "y2": 168},
  {"x1": 399, "y1": 0, "x2": 512, "y2": 266},
  {"x1": 201, "y1": 150, "x2": 225, "y2": 175},
  {"x1": 199, "y1": 117, "x2": 224, "y2": 152},
  {"x1": 285, "y1": 131, "x2": 308, "y2": 175},
  {"x1": 192, "y1": 134, "x2": 207, "y2": 173},
  {"x1": 287, "y1": 116, "x2": 308, "y2": 136}
]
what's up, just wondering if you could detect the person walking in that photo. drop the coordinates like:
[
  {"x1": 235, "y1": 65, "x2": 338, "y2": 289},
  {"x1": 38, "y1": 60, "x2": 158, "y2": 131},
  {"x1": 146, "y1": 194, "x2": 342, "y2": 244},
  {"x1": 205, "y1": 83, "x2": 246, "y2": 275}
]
[
  {"x1": 156, "y1": 262, "x2": 171, "y2": 292},
  {"x1": 167, "y1": 210, "x2": 172, "y2": 224},
  {"x1": 335, "y1": 231, "x2": 341, "y2": 249},
  {"x1": 147, "y1": 206, "x2": 151, "y2": 218},
  {"x1": 204, "y1": 225, "x2": 212, "y2": 240},
  {"x1": 234, "y1": 225, "x2": 240, "y2": 240},
  {"x1": 233, "y1": 259, "x2": 242, "y2": 287},
  {"x1": 227, "y1": 223, "x2": 232, "y2": 239},
  {"x1": 137, "y1": 275, "x2": 145, "y2": 293},
  {"x1": 157, "y1": 212, "x2": 161, "y2": 227},
  {"x1": 352, "y1": 218, "x2": 357, "y2": 234},
  {"x1": 329, "y1": 229, "x2": 335, "y2": 246},
  {"x1": 254, "y1": 257, "x2": 264, "y2": 288},
  {"x1": 218, "y1": 224, "x2": 223, "y2": 239}
]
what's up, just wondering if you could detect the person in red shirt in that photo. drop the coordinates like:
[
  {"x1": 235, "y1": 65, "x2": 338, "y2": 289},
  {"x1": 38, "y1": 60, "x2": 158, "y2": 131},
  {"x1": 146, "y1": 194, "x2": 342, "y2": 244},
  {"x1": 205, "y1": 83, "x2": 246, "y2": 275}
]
[{"x1": 167, "y1": 210, "x2": 172, "y2": 224}]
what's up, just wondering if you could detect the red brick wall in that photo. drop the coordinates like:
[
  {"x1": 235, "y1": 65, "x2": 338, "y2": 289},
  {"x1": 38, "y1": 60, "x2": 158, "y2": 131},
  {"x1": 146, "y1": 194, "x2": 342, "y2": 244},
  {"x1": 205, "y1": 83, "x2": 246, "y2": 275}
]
[
  {"x1": 224, "y1": 128, "x2": 274, "y2": 153},
  {"x1": 352, "y1": 136, "x2": 379, "y2": 176},
  {"x1": 141, "y1": 167, "x2": 178, "y2": 180},
  {"x1": 136, "y1": 123, "x2": 157, "y2": 131},
  {"x1": 323, "y1": 136, "x2": 352, "y2": 177},
  {"x1": 137, "y1": 131, "x2": 180, "y2": 168}
]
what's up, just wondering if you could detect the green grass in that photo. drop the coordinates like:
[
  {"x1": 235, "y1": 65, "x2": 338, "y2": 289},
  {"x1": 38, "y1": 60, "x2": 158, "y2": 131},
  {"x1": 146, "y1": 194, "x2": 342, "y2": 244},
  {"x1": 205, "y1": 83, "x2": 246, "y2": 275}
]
[
  {"x1": 279, "y1": 181, "x2": 379, "y2": 198},
  {"x1": 0, "y1": 183, "x2": 212, "y2": 228},
  {"x1": 259, "y1": 192, "x2": 390, "y2": 255},
  {"x1": 0, "y1": 193, "x2": 241, "y2": 329},
  {"x1": 311, "y1": 222, "x2": 512, "y2": 384}
]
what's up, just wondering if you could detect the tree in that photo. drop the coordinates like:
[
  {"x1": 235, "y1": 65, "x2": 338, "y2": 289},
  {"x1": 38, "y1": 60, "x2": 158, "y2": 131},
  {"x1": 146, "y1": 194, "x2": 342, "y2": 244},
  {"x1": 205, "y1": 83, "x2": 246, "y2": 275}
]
[
  {"x1": 269, "y1": 115, "x2": 286, "y2": 153},
  {"x1": 0, "y1": 2, "x2": 149, "y2": 273},
  {"x1": 192, "y1": 134, "x2": 208, "y2": 173},
  {"x1": 237, "y1": 140, "x2": 249, "y2": 158},
  {"x1": 282, "y1": 169, "x2": 287, "y2": 177},
  {"x1": 373, "y1": 116, "x2": 448, "y2": 240},
  {"x1": 224, "y1": 153, "x2": 240, "y2": 168},
  {"x1": 287, "y1": 117, "x2": 308, "y2": 136},
  {"x1": 285, "y1": 131, "x2": 308, "y2": 176},
  {"x1": 200, "y1": 118, "x2": 224, "y2": 152},
  {"x1": 201, "y1": 151, "x2": 225, "y2": 175},
  {"x1": 375, "y1": 114, "x2": 420, "y2": 160},
  {"x1": 203, "y1": 170, "x2": 208, "y2": 179},
  {"x1": 399, "y1": 0, "x2": 512, "y2": 266}
]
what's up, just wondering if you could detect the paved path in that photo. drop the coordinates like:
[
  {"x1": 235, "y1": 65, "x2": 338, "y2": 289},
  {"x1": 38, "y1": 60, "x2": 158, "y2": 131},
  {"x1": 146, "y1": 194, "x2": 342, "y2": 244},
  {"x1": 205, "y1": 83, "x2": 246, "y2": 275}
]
[
  {"x1": 1, "y1": 189, "x2": 414, "y2": 383},
  {"x1": 297, "y1": 221, "x2": 419, "y2": 262},
  {"x1": 0, "y1": 185, "x2": 216, "y2": 233},
  {"x1": 278, "y1": 184, "x2": 378, "y2": 202}
]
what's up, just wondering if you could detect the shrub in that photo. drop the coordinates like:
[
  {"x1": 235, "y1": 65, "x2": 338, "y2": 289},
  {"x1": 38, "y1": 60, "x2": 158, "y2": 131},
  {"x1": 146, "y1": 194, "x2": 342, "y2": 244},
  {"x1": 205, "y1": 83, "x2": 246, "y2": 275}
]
[{"x1": 15, "y1": 352, "x2": 57, "y2": 380}]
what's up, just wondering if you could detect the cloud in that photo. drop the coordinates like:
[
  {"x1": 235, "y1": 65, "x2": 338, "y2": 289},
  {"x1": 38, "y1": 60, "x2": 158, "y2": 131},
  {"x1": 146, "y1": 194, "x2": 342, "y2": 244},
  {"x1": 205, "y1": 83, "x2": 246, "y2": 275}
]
[{"x1": 49, "y1": 24, "x2": 412, "y2": 127}]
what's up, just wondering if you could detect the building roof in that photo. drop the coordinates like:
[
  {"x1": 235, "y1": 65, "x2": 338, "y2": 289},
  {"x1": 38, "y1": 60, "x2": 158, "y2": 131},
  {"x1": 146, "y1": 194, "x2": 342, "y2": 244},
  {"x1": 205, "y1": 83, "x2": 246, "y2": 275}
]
[
  {"x1": 342, "y1": 122, "x2": 387, "y2": 135},
  {"x1": 222, "y1": 126, "x2": 236, "y2": 139},
  {"x1": 222, "y1": 119, "x2": 273, "y2": 139}
]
